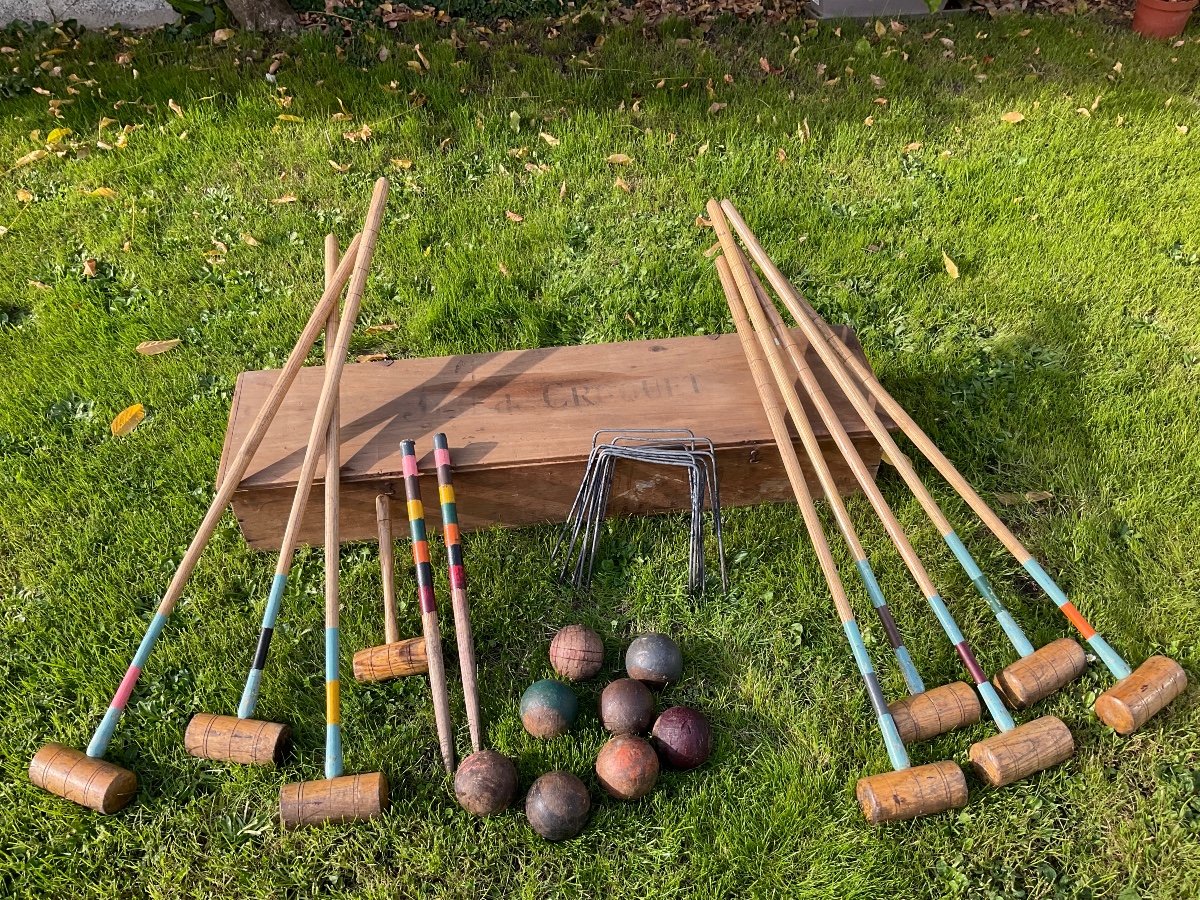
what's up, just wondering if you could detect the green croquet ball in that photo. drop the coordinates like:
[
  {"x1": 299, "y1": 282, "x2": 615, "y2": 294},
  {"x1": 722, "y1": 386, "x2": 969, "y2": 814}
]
[{"x1": 520, "y1": 679, "x2": 578, "y2": 739}]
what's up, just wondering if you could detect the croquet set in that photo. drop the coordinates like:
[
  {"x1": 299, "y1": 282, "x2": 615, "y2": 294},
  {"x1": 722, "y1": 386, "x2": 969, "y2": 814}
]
[{"x1": 28, "y1": 179, "x2": 1188, "y2": 830}]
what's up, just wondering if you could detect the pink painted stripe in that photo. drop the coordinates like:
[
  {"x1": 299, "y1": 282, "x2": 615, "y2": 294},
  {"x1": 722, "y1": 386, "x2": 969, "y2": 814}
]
[
  {"x1": 434, "y1": 447, "x2": 451, "y2": 467},
  {"x1": 401, "y1": 455, "x2": 418, "y2": 477},
  {"x1": 449, "y1": 564, "x2": 466, "y2": 589},
  {"x1": 112, "y1": 665, "x2": 143, "y2": 710},
  {"x1": 419, "y1": 584, "x2": 436, "y2": 613}
]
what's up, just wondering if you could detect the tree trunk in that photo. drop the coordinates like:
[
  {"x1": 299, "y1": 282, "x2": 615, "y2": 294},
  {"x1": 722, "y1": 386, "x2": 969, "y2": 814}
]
[{"x1": 225, "y1": 0, "x2": 300, "y2": 32}]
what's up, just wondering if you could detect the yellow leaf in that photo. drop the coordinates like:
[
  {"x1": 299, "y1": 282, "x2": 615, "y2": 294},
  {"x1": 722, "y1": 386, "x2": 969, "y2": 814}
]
[
  {"x1": 212, "y1": 27, "x2": 236, "y2": 45},
  {"x1": 505, "y1": 210, "x2": 524, "y2": 222},
  {"x1": 16, "y1": 189, "x2": 32, "y2": 203},
  {"x1": 136, "y1": 339, "x2": 181, "y2": 356},
  {"x1": 240, "y1": 232, "x2": 259, "y2": 246},
  {"x1": 168, "y1": 98, "x2": 183, "y2": 118},
  {"x1": 903, "y1": 141, "x2": 923, "y2": 152},
  {"x1": 364, "y1": 323, "x2": 398, "y2": 335},
  {"x1": 46, "y1": 127, "x2": 73, "y2": 145},
  {"x1": 86, "y1": 187, "x2": 118, "y2": 199},
  {"x1": 99, "y1": 117, "x2": 117, "y2": 129},
  {"x1": 277, "y1": 114, "x2": 303, "y2": 123},
  {"x1": 110, "y1": 403, "x2": 145, "y2": 436},
  {"x1": 1000, "y1": 110, "x2": 1025, "y2": 124},
  {"x1": 13, "y1": 148, "x2": 47, "y2": 169},
  {"x1": 615, "y1": 176, "x2": 631, "y2": 193},
  {"x1": 356, "y1": 353, "x2": 388, "y2": 363},
  {"x1": 539, "y1": 131, "x2": 560, "y2": 146},
  {"x1": 942, "y1": 251, "x2": 960, "y2": 279},
  {"x1": 391, "y1": 157, "x2": 413, "y2": 170},
  {"x1": 1024, "y1": 490, "x2": 1053, "y2": 503},
  {"x1": 272, "y1": 194, "x2": 298, "y2": 204},
  {"x1": 328, "y1": 160, "x2": 351, "y2": 172},
  {"x1": 606, "y1": 153, "x2": 633, "y2": 165}
]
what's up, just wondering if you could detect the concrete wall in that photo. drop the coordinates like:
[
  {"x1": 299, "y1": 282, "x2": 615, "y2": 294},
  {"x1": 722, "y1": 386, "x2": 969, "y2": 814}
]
[{"x1": 0, "y1": 0, "x2": 179, "y2": 28}]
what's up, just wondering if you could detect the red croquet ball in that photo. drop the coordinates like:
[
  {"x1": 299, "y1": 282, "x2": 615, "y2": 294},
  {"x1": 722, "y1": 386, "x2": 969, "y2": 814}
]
[
  {"x1": 651, "y1": 706, "x2": 712, "y2": 770},
  {"x1": 595, "y1": 734, "x2": 659, "y2": 801}
]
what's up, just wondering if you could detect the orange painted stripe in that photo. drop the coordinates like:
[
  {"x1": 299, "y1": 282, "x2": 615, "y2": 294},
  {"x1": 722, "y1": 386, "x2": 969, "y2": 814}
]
[
  {"x1": 444, "y1": 522, "x2": 460, "y2": 545},
  {"x1": 1061, "y1": 603, "x2": 1096, "y2": 639},
  {"x1": 413, "y1": 541, "x2": 430, "y2": 564}
]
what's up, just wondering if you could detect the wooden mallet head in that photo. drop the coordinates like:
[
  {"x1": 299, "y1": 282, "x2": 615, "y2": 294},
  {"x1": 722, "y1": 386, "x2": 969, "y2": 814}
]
[
  {"x1": 279, "y1": 772, "x2": 389, "y2": 828},
  {"x1": 29, "y1": 744, "x2": 138, "y2": 815},
  {"x1": 887, "y1": 681, "x2": 981, "y2": 744},
  {"x1": 968, "y1": 715, "x2": 1074, "y2": 787},
  {"x1": 993, "y1": 638, "x2": 1088, "y2": 710},
  {"x1": 856, "y1": 760, "x2": 968, "y2": 825},
  {"x1": 184, "y1": 713, "x2": 291, "y2": 766},
  {"x1": 1094, "y1": 656, "x2": 1187, "y2": 735},
  {"x1": 351, "y1": 637, "x2": 429, "y2": 683}
]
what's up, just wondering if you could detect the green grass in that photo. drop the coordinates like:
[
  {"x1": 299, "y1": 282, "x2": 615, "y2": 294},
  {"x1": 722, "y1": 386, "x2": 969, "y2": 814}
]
[{"x1": 1, "y1": 10, "x2": 1199, "y2": 898}]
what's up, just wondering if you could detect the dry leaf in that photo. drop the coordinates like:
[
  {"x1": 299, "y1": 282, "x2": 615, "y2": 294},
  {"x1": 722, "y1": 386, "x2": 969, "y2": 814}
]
[
  {"x1": 277, "y1": 114, "x2": 303, "y2": 122},
  {"x1": 874, "y1": 20, "x2": 887, "y2": 38},
  {"x1": 212, "y1": 27, "x2": 236, "y2": 45},
  {"x1": 1177, "y1": 124, "x2": 1189, "y2": 135},
  {"x1": 703, "y1": 242, "x2": 721, "y2": 258},
  {"x1": 356, "y1": 353, "x2": 388, "y2": 363},
  {"x1": 708, "y1": 102, "x2": 727, "y2": 114},
  {"x1": 82, "y1": 258, "x2": 98, "y2": 278},
  {"x1": 559, "y1": 181, "x2": 567, "y2": 200},
  {"x1": 364, "y1": 323, "x2": 398, "y2": 334},
  {"x1": 1024, "y1": 490, "x2": 1053, "y2": 503},
  {"x1": 343, "y1": 124, "x2": 372, "y2": 142},
  {"x1": 870, "y1": 74, "x2": 885, "y2": 89},
  {"x1": 12, "y1": 148, "x2": 46, "y2": 170},
  {"x1": 776, "y1": 147, "x2": 787, "y2": 163},
  {"x1": 996, "y1": 492, "x2": 1021, "y2": 507},
  {"x1": 136, "y1": 339, "x2": 181, "y2": 356},
  {"x1": 86, "y1": 187, "x2": 118, "y2": 199},
  {"x1": 240, "y1": 232, "x2": 259, "y2": 246},
  {"x1": 98, "y1": 116, "x2": 117, "y2": 129},
  {"x1": 168, "y1": 98, "x2": 183, "y2": 118},
  {"x1": 539, "y1": 131, "x2": 560, "y2": 146},
  {"x1": 1112, "y1": 61, "x2": 1123, "y2": 75},
  {"x1": 505, "y1": 210, "x2": 524, "y2": 222},
  {"x1": 391, "y1": 157, "x2": 414, "y2": 169},
  {"x1": 272, "y1": 194, "x2": 298, "y2": 204},
  {"x1": 903, "y1": 141, "x2": 923, "y2": 152},
  {"x1": 606, "y1": 153, "x2": 633, "y2": 165},
  {"x1": 942, "y1": 251, "x2": 960, "y2": 279},
  {"x1": 697, "y1": 141, "x2": 710, "y2": 156},
  {"x1": 110, "y1": 403, "x2": 145, "y2": 436},
  {"x1": 694, "y1": 215, "x2": 712, "y2": 228},
  {"x1": 863, "y1": 116, "x2": 875, "y2": 127},
  {"x1": 16, "y1": 189, "x2": 32, "y2": 203},
  {"x1": 1000, "y1": 110, "x2": 1025, "y2": 124},
  {"x1": 329, "y1": 160, "x2": 351, "y2": 173},
  {"x1": 415, "y1": 44, "x2": 430, "y2": 70},
  {"x1": 498, "y1": 261, "x2": 510, "y2": 276},
  {"x1": 615, "y1": 176, "x2": 631, "y2": 193}
]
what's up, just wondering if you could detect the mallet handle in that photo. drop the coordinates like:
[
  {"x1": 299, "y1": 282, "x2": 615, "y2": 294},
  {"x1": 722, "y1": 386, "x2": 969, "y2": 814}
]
[
  {"x1": 720, "y1": 200, "x2": 1131, "y2": 680},
  {"x1": 83, "y1": 231, "x2": 363, "y2": 759},
  {"x1": 713, "y1": 245, "x2": 909, "y2": 773},
  {"x1": 323, "y1": 234, "x2": 344, "y2": 780},
  {"x1": 376, "y1": 495, "x2": 400, "y2": 645}
]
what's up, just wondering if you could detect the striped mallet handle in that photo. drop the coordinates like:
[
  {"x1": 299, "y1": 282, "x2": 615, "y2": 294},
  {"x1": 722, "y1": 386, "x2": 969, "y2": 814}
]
[
  {"x1": 400, "y1": 440, "x2": 456, "y2": 773},
  {"x1": 719, "y1": 199, "x2": 1130, "y2": 679},
  {"x1": 237, "y1": 177, "x2": 389, "y2": 722},
  {"x1": 83, "y1": 232, "x2": 363, "y2": 759},
  {"x1": 432, "y1": 433, "x2": 483, "y2": 753},
  {"x1": 323, "y1": 234, "x2": 344, "y2": 779}
]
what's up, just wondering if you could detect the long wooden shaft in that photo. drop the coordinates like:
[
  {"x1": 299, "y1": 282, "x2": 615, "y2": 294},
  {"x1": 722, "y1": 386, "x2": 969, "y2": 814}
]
[
  {"x1": 433, "y1": 433, "x2": 483, "y2": 753},
  {"x1": 709, "y1": 201, "x2": 1014, "y2": 732},
  {"x1": 715, "y1": 253, "x2": 909, "y2": 772},
  {"x1": 83, "y1": 231, "x2": 363, "y2": 759},
  {"x1": 720, "y1": 200, "x2": 1131, "y2": 679},
  {"x1": 237, "y1": 178, "x2": 390, "y2": 720},
  {"x1": 376, "y1": 495, "x2": 400, "y2": 644},
  {"x1": 400, "y1": 440, "x2": 456, "y2": 773},
  {"x1": 323, "y1": 234, "x2": 344, "y2": 779}
]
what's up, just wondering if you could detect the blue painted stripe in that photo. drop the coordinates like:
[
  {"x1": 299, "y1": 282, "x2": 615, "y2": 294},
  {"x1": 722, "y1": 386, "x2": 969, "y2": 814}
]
[
  {"x1": 325, "y1": 724, "x2": 343, "y2": 779},
  {"x1": 86, "y1": 707, "x2": 123, "y2": 758},
  {"x1": 841, "y1": 620, "x2": 910, "y2": 770},
  {"x1": 978, "y1": 682, "x2": 1016, "y2": 731},
  {"x1": 1087, "y1": 634, "x2": 1133, "y2": 680},
  {"x1": 856, "y1": 559, "x2": 887, "y2": 610},
  {"x1": 927, "y1": 595, "x2": 967, "y2": 646},
  {"x1": 993, "y1": 605, "x2": 1036, "y2": 658},
  {"x1": 325, "y1": 627, "x2": 340, "y2": 682},
  {"x1": 238, "y1": 668, "x2": 264, "y2": 719},
  {"x1": 262, "y1": 573, "x2": 288, "y2": 627},
  {"x1": 856, "y1": 560, "x2": 925, "y2": 694},
  {"x1": 131, "y1": 613, "x2": 168, "y2": 669},
  {"x1": 842, "y1": 620, "x2": 876, "y2": 678},
  {"x1": 877, "y1": 712, "x2": 911, "y2": 772},
  {"x1": 893, "y1": 646, "x2": 926, "y2": 696},
  {"x1": 944, "y1": 532, "x2": 984, "y2": 580}
]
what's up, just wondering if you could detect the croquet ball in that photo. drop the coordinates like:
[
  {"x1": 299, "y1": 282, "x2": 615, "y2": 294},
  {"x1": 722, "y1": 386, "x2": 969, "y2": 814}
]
[
  {"x1": 520, "y1": 679, "x2": 578, "y2": 739},
  {"x1": 652, "y1": 706, "x2": 712, "y2": 770},
  {"x1": 549, "y1": 624, "x2": 605, "y2": 681},
  {"x1": 525, "y1": 770, "x2": 591, "y2": 841},
  {"x1": 600, "y1": 678, "x2": 656, "y2": 735},
  {"x1": 596, "y1": 734, "x2": 659, "y2": 801},
  {"x1": 454, "y1": 750, "x2": 518, "y2": 817},
  {"x1": 625, "y1": 632, "x2": 683, "y2": 688}
]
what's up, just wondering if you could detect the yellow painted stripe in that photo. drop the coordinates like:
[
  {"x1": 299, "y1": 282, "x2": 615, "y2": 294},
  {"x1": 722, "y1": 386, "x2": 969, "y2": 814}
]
[
  {"x1": 407, "y1": 499, "x2": 424, "y2": 521},
  {"x1": 326, "y1": 680, "x2": 341, "y2": 724},
  {"x1": 439, "y1": 484, "x2": 455, "y2": 505}
]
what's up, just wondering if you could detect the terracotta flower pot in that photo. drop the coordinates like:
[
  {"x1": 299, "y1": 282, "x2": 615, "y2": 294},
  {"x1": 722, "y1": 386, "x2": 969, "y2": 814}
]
[{"x1": 1133, "y1": 0, "x2": 1197, "y2": 39}]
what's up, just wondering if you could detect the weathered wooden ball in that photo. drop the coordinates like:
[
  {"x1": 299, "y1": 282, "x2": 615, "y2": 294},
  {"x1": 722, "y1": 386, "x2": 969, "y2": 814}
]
[
  {"x1": 625, "y1": 632, "x2": 683, "y2": 688},
  {"x1": 520, "y1": 679, "x2": 578, "y2": 739},
  {"x1": 454, "y1": 750, "x2": 518, "y2": 816},
  {"x1": 596, "y1": 735, "x2": 659, "y2": 801},
  {"x1": 652, "y1": 706, "x2": 712, "y2": 770},
  {"x1": 525, "y1": 770, "x2": 591, "y2": 841},
  {"x1": 549, "y1": 624, "x2": 605, "y2": 681},
  {"x1": 600, "y1": 678, "x2": 656, "y2": 735}
]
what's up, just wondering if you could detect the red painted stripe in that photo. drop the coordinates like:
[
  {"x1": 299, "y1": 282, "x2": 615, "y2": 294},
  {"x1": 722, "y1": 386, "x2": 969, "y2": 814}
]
[
  {"x1": 112, "y1": 665, "x2": 143, "y2": 710},
  {"x1": 401, "y1": 455, "x2": 418, "y2": 477},
  {"x1": 1061, "y1": 603, "x2": 1096, "y2": 639},
  {"x1": 449, "y1": 564, "x2": 466, "y2": 589},
  {"x1": 434, "y1": 447, "x2": 451, "y2": 468},
  {"x1": 954, "y1": 643, "x2": 988, "y2": 684},
  {"x1": 418, "y1": 584, "x2": 436, "y2": 613}
]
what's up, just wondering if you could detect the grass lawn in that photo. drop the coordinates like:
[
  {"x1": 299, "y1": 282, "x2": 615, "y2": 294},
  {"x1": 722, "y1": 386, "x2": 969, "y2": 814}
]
[{"x1": 2, "y1": 7, "x2": 1199, "y2": 898}]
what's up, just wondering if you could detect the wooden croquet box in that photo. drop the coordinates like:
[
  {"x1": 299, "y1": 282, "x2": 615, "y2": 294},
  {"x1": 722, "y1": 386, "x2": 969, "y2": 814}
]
[{"x1": 218, "y1": 327, "x2": 896, "y2": 549}]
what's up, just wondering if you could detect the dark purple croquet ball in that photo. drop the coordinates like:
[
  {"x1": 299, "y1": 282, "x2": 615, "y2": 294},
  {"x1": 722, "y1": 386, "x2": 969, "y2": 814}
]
[
  {"x1": 596, "y1": 734, "x2": 659, "y2": 801},
  {"x1": 600, "y1": 678, "x2": 656, "y2": 735},
  {"x1": 454, "y1": 750, "x2": 518, "y2": 816},
  {"x1": 652, "y1": 706, "x2": 712, "y2": 770},
  {"x1": 520, "y1": 679, "x2": 578, "y2": 739},
  {"x1": 525, "y1": 770, "x2": 591, "y2": 841},
  {"x1": 625, "y1": 632, "x2": 682, "y2": 688}
]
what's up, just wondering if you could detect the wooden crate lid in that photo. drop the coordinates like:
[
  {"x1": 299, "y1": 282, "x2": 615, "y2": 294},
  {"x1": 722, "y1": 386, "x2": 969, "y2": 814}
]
[{"x1": 218, "y1": 326, "x2": 890, "y2": 491}]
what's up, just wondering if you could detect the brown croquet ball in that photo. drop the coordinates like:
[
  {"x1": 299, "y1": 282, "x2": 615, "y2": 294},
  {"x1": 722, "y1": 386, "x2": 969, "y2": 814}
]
[
  {"x1": 600, "y1": 678, "x2": 656, "y2": 735},
  {"x1": 525, "y1": 770, "x2": 591, "y2": 841},
  {"x1": 454, "y1": 750, "x2": 518, "y2": 816},
  {"x1": 652, "y1": 706, "x2": 712, "y2": 770},
  {"x1": 549, "y1": 624, "x2": 605, "y2": 681},
  {"x1": 596, "y1": 734, "x2": 659, "y2": 801}
]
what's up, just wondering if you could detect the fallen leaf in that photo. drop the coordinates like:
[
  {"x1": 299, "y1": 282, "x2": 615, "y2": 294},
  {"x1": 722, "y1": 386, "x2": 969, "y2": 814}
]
[
  {"x1": 391, "y1": 157, "x2": 414, "y2": 169},
  {"x1": 875, "y1": 20, "x2": 887, "y2": 38},
  {"x1": 110, "y1": 403, "x2": 145, "y2": 436},
  {"x1": 98, "y1": 116, "x2": 117, "y2": 129},
  {"x1": 277, "y1": 114, "x2": 303, "y2": 122},
  {"x1": 903, "y1": 141, "x2": 923, "y2": 152},
  {"x1": 942, "y1": 251, "x2": 960, "y2": 279},
  {"x1": 356, "y1": 353, "x2": 388, "y2": 363},
  {"x1": 240, "y1": 232, "x2": 259, "y2": 246},
  {"x1": 996, "y1": 492, "x2": 1022, "y2": 506},
  {"x1": 559, "y1": 181, "x2": 567, "y2": 200},
  {"x1": 696, "y1": 141, "x2": 709, "y2": 156},
  {"x1": 85, "y1": 187, "x2": 118, "y2": 199},
  {"x1": 329, "y1": 160, "x2": 351, "y2": 173},
  {"x1": 1000, "y1": 110, "x2": 1025, "y2": 124},
  {"x1": 606, "y1": 153, "x2": 633, "y2": 165},
  {"x1": 28, "y1": 279, "x2": 51, "y2": 289},
  {"x1": 863, "y1": 116, "x2": 875, "y2": 127},
  {"x1": 343, "y1": 124, "x2": 372, "y2": 142},
  {"x1": 168, "y1": 98, "x2": 183, "y2": 118},
  {"x1": 364, "y1": 323, "x2": 398, "y2": 335},
  {"x1": 870, "y1": 74, "x2": 885, "y2": 88},
  {"x1": 136, "y1": 339, "x2": 181, "y2": 356},
  {"x1": 212, "y1": 27, "x2": 236, "y2": 46},
  {"x1": 414, "y1": 44, "x2": 430, "y2": 70},
  {"x1": 776, "y1": 147, "x2": 787, "y2": 163},
  {"x1": 272, "y1": 194, "x2": 298, "y2": 204},
  {"x1": 505, "y1": 210, "x2": 524, "y2": 222},
  {"x1": 1076, "y1": 108, "x2": 1090, "y2": 118},
  {"x1": 1024, "y1": 490, "x2": 1053, "y2": 503},
  {"x1": 1177, "y1": 124, "x2": 1189, "y2": 135},
  {"x1": 1112, "y1": 61, "x2": 1123, "y2": 75},
  {"x1": 16, "y1": 189, "x2": 32, "y2": 203},
  {"x1": 539, "y1": 131, "x2": 560, "y2": 146},
  {"x1": 615, "y1": 176, "x2": 631, "y2": 192},
  {"x1": 708, "y1": 102, "x2": 727, "y2": 114},
  {"x1": 498, "y1": 261, "x2": 510, "y2": 276},
  {"x1": 46, "y1": 127, "x2": 72, "y2": 145},
  {"x1": 694, "y1": 215, "x2": 712, "y2": 228},
  {"x1": 81, "y1": 258, "x2": 98, "y2": 278}
]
